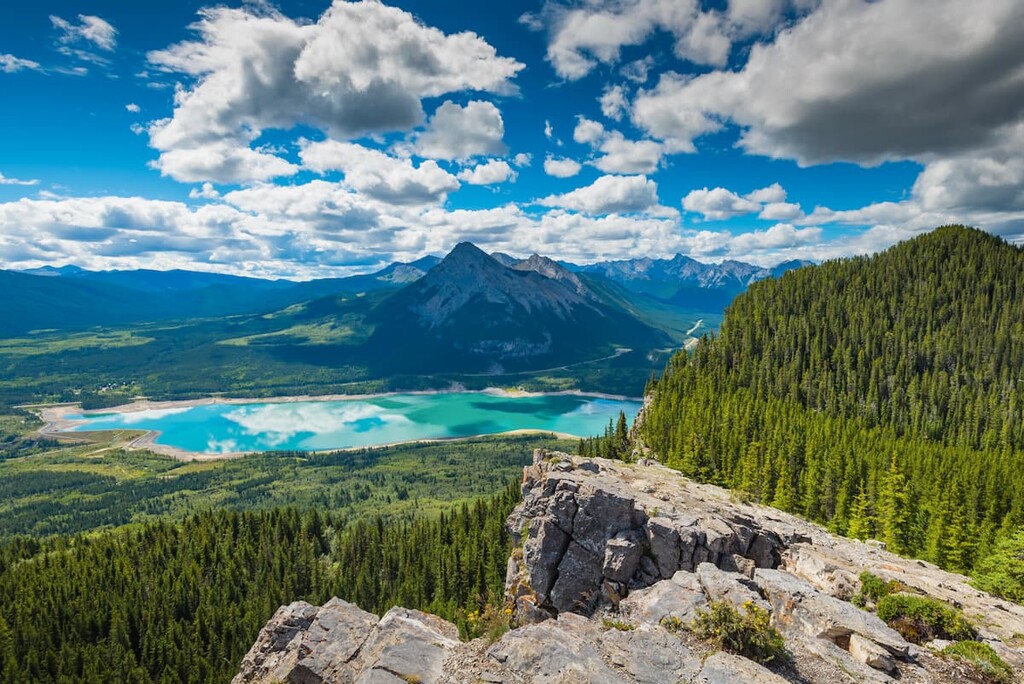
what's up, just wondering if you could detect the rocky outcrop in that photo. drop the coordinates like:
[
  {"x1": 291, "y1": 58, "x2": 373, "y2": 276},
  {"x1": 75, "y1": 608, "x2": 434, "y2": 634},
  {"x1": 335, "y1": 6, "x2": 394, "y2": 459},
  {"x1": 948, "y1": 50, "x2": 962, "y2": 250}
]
[{"x1": 236, "y1": 453, "x2": 1024, "y2": 683}]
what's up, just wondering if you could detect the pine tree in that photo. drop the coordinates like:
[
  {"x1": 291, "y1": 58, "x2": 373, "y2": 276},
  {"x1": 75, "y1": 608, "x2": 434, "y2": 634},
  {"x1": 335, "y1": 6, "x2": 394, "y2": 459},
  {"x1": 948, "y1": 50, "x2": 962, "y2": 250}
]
[
  {"x1": 847, "y1": 487, "x2": 875, "y2": 540},
  {"x1": 878, "y1": 457, "x2": 913, "y2": 555}
]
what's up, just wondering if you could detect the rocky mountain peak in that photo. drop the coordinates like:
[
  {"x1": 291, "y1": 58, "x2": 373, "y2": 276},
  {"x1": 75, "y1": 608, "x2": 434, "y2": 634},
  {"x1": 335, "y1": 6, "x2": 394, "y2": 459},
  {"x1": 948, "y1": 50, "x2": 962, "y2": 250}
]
[
  {"x1": 235, "y1": 453, "x2": 1024, "y2": 683},
  {"x1": 513, "y1": 254, "x2": 590, "y2": 297}
]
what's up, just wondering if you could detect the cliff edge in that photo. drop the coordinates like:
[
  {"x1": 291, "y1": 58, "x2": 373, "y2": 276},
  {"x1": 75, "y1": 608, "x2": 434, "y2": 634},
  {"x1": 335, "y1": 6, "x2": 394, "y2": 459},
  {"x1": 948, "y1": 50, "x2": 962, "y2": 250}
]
[{"x1": 235, "y1": 452, "x2": 1024, "y2": 683}]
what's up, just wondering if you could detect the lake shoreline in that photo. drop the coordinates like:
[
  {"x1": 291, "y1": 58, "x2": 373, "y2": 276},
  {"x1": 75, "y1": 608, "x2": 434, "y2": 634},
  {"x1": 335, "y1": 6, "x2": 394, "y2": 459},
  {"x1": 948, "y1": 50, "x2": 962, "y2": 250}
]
[{"x1": 33, "y1": 388, "x2": 637, "y2": 462}]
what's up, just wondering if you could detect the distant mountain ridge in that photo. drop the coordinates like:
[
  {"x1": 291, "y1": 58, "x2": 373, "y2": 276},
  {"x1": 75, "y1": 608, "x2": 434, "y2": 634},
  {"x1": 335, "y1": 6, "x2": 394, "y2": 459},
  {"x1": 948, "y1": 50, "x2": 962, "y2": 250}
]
[
  {"x1": 573, "y1": 254, "x2": 813, "y2": 302},
  {"x1": 2, "y1": 250, "x2": 808, "y2": 339}
]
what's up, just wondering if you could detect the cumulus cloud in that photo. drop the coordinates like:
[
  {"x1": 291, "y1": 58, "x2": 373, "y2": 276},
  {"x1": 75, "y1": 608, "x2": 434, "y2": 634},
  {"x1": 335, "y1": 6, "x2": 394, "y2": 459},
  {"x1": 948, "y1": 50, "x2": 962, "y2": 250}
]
[
  {"x1": 189, "y1": 182, "x2": 220, "y2": 200},
  {"x1": 145, "y1": 1, "x2": 523, "y2": 183},
  {"x1": 539, "y1": 175, "x2": 659, "y2": 214},
  {"x1": 632, "y1": 0, "x2": 1024, "y2": 165},
  {"x1": 125, "y1": 103, "x2": 141, "y2": 113},
  {"x1": 0, "y1": 172, "x2": 39, "y2": 187},
  {"x1": 572, "y1": 116, "x2": 663, "y2": 174},
  {"x1": 512, "y1": 153, "x2": 532, "y2": 167},
  {"x1": 729, "y1": 223, "x2": 821, "y2": 253},
  {"x1": 543, "y1": 156, "x2": 582, "y2": 178},
  {"x1": 51, "y1": 14, "x2": 117, "y2": 51},
  {"x1": 301, "y1": 140, "x2": 459, "y2": 204},
  {"x1": 682, "y1": 187, "x2": 760, "y2": 220},
  {"x1": 573, "y1": 117, "x2": 606, "y2": 145},
  {"x1": 457, "y1": 160, "x2": 516, "y2": 185},
  {"x1": 523, "y1": 0, "x2": 810, "y2": 80},
  {"x1": 642, "y1": 0, "x2": 1024, "y2": 241},
  {"x1": 745, "y1": 183, "x2": 786, "y2": 204},
  {"x1": 759, "y1": 202, "x2": 804, "y2": 221},
  {"x1": 413, "y1": 100, "x2": 506, "y2": 160},
  {"x1": 0, "y1": 54, "x2": 41, "y2": 73},
  {"x1": 600, "y1": 85, "x2": 629, "y2": 120}
]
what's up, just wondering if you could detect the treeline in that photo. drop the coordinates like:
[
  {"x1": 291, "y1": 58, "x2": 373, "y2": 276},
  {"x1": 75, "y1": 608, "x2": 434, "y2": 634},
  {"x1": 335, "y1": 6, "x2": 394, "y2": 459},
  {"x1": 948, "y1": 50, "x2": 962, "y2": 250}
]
[
  {"x1": 577, "y1": 411, "x2": 630, "y2": 460},
  {"x1": 0, "y1": 482, "x2": 519, "y2": 683},
  {"x1": 641, "y1": 226, "x2": 1024, "y2": 576}
]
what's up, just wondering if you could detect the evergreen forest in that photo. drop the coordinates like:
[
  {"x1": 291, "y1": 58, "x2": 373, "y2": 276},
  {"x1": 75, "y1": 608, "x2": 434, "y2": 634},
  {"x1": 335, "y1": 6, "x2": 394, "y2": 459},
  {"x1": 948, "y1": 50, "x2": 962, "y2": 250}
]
[{"x1": 641, "y1": 226, "x2": 1024, "y2": 577}]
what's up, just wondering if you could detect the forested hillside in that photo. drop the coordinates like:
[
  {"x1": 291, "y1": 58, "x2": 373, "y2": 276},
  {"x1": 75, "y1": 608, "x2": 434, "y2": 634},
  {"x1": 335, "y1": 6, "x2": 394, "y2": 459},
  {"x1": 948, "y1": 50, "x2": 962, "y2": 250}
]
[
  {"x1": 0, "y1": 484, "x2": 517, "y2": 683},
  {"x1": 642, "y1": 226, "x2": 1024, "y2": 576}
]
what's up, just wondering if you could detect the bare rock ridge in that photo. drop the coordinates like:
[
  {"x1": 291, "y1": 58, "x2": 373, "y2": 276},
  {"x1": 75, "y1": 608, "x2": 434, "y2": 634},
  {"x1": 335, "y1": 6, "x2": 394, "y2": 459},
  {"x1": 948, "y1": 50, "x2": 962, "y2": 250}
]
[{"x1": 235, "y1": 453, "x2": 1024, "y2": 683}]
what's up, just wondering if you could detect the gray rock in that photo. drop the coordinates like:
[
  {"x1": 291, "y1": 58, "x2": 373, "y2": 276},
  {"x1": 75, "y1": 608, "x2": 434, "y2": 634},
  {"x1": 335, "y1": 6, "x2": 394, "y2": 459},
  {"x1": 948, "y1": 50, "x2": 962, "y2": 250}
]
[
  {"x1": 355, "y1": 607, "x2": 459, "y2": 684},
  {"x1": 695, "y1": 651, "x2": 789, "y2": 683},
  {"x1": 849, "y1": 633, "x2": 897, "y2": 673},
  {"x1": 549, "y1": 540, "x2": 604, "y2": 613},
  {"x1": 486, "y1": 614, "x2": 622, "y2": 683},
  {"x1": 619, "y1": 570, "x2": 707, "y2": 626},
  {"x1": 602, "y1": 529, "x2": 644, "y2": 583},
  {"x1": 524, "y1": 518, "x2": 569, "y2": 601},
  {"x1": 233, "y1": 598, "x2": 377, "y2": 684},
  {"x1": 754, "y1": 569, "x2": 909, "y2": 657},
  {"x1": 696, "y1": 562, "x2": 770, "y2": 612},
  {"x1": 645, "y1": 517, "x2": 681, "y2": 578},
  {"x1": 598, "y1": 624, "x2": 703, "y2": 683}
]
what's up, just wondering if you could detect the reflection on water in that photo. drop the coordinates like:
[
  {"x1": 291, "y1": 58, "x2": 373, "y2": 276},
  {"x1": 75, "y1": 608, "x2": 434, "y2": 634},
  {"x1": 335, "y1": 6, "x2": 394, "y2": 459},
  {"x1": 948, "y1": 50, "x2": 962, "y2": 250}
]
[{"x1": 68, "y1": 392, "x2": 642, "y2": 455}]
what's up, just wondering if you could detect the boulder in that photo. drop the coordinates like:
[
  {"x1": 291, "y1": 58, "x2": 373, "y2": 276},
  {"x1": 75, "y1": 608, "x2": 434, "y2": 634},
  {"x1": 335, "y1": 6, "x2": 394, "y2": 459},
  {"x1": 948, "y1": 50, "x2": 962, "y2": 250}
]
[
  {"x1": 696, "y1": 562, "x2": 770, "y2": 612},
  {"x1": 754, "y1": 569, "x2": 908, "y2": 657},
  {"x1": 695, "y1": 652, "x2": 789, "y2": 683},
  {"x1": 619, "y1": 570, "x2": 707, "y2": 626},
  {"x1": 849, "y1": 633, "x2": 897, "y2": 673}
]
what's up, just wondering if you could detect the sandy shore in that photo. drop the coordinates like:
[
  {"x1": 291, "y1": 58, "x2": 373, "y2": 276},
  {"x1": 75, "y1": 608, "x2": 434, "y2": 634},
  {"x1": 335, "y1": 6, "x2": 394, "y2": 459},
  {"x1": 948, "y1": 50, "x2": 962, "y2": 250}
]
[{"x1": 30, "y1": 388, "x2": 634, "y2": 462}]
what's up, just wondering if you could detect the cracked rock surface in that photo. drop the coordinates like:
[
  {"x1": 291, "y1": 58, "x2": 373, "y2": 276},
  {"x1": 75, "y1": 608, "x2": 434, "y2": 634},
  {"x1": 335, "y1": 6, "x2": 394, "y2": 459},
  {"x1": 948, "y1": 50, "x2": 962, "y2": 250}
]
[{"x1": 236, "y1": 453, "x2": 1024, "y2": 683}]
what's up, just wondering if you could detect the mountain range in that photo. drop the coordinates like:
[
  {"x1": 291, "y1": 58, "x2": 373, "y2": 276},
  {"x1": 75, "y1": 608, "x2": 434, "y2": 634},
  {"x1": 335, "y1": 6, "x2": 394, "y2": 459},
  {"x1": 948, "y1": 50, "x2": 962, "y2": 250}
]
[{"x1": 0, "y1": 248, "x2": 810, "y2": 378}]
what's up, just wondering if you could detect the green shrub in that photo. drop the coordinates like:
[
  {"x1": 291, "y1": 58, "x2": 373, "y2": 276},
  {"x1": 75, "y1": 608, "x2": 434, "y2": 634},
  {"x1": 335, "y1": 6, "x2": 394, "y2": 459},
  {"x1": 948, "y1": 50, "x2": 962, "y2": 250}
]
[
  {"x1": 875, "y1": 594, "x2": 976, "y2": 643},
  {"x1": 942, "y1": 641, "x2": 1013, "y2": 684},
  {"x1": 691, "y1": 600, "x2": 787, "y2": 665},
  {"x1": 601, "y1": 618, "x2": 635, "y2": 631},
  {"x1": 858, "y1": 571, "x2": 902, "y2": 603}
]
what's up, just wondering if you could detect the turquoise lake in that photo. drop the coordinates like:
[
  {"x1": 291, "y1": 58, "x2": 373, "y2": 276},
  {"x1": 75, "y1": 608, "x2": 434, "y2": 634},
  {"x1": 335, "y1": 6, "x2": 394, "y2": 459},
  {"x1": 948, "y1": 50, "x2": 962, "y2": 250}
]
[{"x1": 66, "y1": 392, "x2": 642, "y2": 455}]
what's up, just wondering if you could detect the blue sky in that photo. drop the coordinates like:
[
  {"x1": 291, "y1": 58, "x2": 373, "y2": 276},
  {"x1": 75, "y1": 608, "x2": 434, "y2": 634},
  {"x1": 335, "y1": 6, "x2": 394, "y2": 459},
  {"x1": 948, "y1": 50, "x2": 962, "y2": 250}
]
[{"x1": 0, "y1": 0, "x2": 1021, "y2": 277}]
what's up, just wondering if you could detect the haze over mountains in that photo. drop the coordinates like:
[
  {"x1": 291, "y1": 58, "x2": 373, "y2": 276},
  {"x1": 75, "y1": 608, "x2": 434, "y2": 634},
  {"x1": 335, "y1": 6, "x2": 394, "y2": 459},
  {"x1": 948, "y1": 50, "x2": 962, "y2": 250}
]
[{"x1": 4, "y1": 249, "x2": 808, "y2": 340}]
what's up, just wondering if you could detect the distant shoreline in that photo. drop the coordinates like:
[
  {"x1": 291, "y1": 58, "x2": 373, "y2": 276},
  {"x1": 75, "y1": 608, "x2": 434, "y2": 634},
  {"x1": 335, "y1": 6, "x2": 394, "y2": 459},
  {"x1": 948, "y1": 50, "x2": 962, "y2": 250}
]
[{"x1": 32, "y1": 388, "x2": 640, "y2": 462}]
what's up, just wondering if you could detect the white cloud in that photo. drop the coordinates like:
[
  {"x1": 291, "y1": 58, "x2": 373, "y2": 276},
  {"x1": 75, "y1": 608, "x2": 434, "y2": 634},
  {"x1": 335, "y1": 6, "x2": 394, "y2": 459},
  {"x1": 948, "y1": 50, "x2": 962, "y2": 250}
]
[
  {"x1": 729, "y1": 223, "x2": 821, "y2": 253},
  {"x1": 189, "y1": 182, "x2": 220, "y2": 200},
  {"x1": 301, "y1": 140, "x2": 460, "y2": 204},
  {"x1": 621, "y1": 56, "x2": 654, "y2": 83},
  {"x1": 145, "y1": 1, "x2": 523, "y2": 183},
  {"x1": 682, "y1": 187, "x2": 760, "y2": 220},
  {"x1": 600, "y1": 85, "x2": 628, "y2": 121},
  {"x1": 0, "y1": 54, "x2": 41, "y2": 73},
  {"x1": 512, "y1": 153, "x2": 532, "y2": 167},
  {"x1": 152, "y1": 141, "x2": 299, "y2": 185},
  {"x1": 745, "y1": 183, "x2": 786, "y2": 204},
  {"x1": 525, "y1": 0, "x2": 807, "y2": 80},
  {"x1": 539, "y1": 175, "x2": 659, "y2": 214},
  {"x1": 457, "y1": 159, "x2": 516, "y2": 185},
  {"x1": 759, "y1": 202, "x2": 804, "y2": 221},
  {"x1": 543, "y1": 156, "x2": 582, "y2": 178},
  {"x1": 413, "y1": 100, "x2": 506, "y2": 160},
  {"x1": 51, "y1": 14, "x2": 117, "y2": 51},
  {"x1": 592, "y1": 133, "x2": 663, "y2": 174},
  {"x1": 573, "y1": 117, "x2": 606, "y2": 144},
  {"x1": 0, "y1": 172, "x2": 39, "y2": 187},
  {"x1": 632, "y1": 0, "x2": 1024, "y2": 165},
  {"x1": 572, "y1": 116, "x2": 663, "y2": 173},
  {"x1": 125, "y1": 103, "x2": 141, "y2": 113}
]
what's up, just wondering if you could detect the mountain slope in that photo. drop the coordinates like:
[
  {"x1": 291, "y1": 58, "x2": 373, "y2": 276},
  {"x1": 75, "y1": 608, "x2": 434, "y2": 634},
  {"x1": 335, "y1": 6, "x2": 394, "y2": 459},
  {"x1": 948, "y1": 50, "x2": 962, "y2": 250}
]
[
  {"x1": 0, "y1": 258, "x2": 441, "y2": 336},
  {"x1": 641, "y1": 225, "x2": 1024, "y2": 575},
  {"x1": 367, "y1": 243, "x2": 669, "y2": 372}
]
